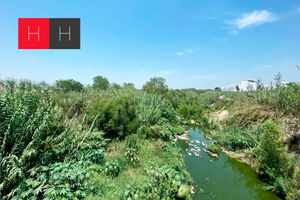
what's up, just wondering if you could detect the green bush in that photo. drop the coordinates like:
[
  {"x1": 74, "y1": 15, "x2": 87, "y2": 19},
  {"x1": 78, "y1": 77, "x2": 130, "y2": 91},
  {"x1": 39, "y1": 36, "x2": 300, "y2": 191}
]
[
  {"x1": 207, "y1": 144, "x2": 220, "y2": 154},
  {"x1": 212, "y1": 125, "x2": 261, "y2": 151},
  {"x1": 275, "y1": 177, "x2": 289, "y2": 198},
  {"x1": 103, "y1": 160, "x2": 120, "y2": 177},
  {"x1": 257, "y1": 121, "x2": 289, "y2": 183},
  {"x1": 126, "y1": 134, "x2": 138, "y2": 149},
  {"x1": 177, "y1": 104, "x2": 189, "y2": 119},
  {"x1": 178, "y1": 184, "x2": 190, "y2": 198},
  {"x1": 137, "y1": 125, "x2": 152, "y2": 139},
  {"x1": 174, "y1": 125, "x2": 185, "y2": 135}
]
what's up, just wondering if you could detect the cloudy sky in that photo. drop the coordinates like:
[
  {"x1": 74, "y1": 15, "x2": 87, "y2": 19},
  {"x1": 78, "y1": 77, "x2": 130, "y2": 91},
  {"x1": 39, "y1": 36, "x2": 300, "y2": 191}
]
[{"x1": 0, "y1": 0, "x2": 299, "y2": 89}]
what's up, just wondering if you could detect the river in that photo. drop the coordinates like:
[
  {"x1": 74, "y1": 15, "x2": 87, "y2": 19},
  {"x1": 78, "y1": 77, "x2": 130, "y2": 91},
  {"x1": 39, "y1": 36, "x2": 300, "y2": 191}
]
[{"x1": 177, "y1": 126, "x2": 280, "y2": 200}]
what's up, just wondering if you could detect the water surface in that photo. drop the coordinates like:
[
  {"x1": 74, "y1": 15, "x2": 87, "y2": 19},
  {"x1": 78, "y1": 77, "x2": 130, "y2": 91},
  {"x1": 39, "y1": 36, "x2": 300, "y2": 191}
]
[{"x1": 177, "y1": 127, "x2": 280, "y2": 200}]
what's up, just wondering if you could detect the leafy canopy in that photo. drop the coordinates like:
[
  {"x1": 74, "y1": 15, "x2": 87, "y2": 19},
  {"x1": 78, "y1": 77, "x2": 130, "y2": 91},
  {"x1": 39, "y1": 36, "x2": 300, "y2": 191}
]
[
  {"x1": 93, "y1": 76, "x2": 110, "y2": 90},
  {"x1": 54, "y1": 79, "x2": 83, "y2": 92},
  {"x1": 142, "y1": 77, "x2": 168, "y2": 94}
]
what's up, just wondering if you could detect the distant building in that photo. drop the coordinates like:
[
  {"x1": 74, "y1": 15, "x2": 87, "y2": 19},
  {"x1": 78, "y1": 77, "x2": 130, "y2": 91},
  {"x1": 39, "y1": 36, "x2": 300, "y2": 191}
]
[
  {"x1": 222, "y1": 80, "x2": 291, "y2": 92},
  {"x1": 221, "y1": 80, "x2": 258, "y2": 92}
]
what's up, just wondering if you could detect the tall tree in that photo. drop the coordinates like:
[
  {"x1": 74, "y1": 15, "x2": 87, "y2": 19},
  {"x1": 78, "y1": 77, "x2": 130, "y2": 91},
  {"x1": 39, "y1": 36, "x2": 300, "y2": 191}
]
[
  {"x1": 123, "y1": 82, "x2": 135, "y2": 89},
  {"x1": 142, "y1": 77, "x2": 168, "y2": 94},
  {"x1": 93, "y1": 76, "x2": 110, "y2": 90},
  {"x1": 111, "y1": 82, "x2": 122, "y2": 90},
  {"x1": 54, "y1": 79, "x2": 83, "y2": 92}
]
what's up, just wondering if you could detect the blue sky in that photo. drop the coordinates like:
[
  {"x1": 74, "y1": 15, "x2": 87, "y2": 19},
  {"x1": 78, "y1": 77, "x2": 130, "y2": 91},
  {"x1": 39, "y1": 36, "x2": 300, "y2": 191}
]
[{"x1": 0, "y1": 0, "x2": 299, "y2": 89}]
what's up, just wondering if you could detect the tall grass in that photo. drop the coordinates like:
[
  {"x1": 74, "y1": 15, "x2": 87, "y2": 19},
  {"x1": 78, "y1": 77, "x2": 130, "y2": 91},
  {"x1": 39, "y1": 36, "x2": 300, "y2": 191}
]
[
  {"x1": 0, "y1": 80, "x2": 106, "y2": 199},
  {"x1": 256, "y1": 83, "x2": 300, "y2": 117}
]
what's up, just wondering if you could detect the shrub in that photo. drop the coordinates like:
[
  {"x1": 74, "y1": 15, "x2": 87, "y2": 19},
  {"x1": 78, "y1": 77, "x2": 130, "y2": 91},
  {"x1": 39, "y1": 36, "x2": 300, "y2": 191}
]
[
  {"x1": 126, "y1": 134, "x2": 138, "y2": 149},
  {"x1": 178, "y1": 184, "x2": 190, "y2": 198},
  {"x1": 207, "y1": 144, "x2": 220, "y2": 154},
  {"x1": 137, "y1": 125, "x2": 152, "y2": 139},
  {"x1": 103, "y1": 160, "x2": 120, "y2": 177},
  {"x1": 125, "y1": 148, "x2": 139, "y2": 165},
  {"x1": 174, "y1": 125, "x2": 185, "y2": 135},
  {"x1": 177, "y1": 104, "x2": 189, "y2": 119},
  {"x1": 212, "y1": 125, "x2": 261, "y2": 151},
  {"x1": 257, "y1": 121, "x2": 289, "y2": 183}
]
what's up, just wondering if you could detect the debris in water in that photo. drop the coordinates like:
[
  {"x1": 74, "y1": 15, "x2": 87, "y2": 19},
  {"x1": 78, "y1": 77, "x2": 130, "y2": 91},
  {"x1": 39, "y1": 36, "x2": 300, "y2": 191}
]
[
  {"x1": 211, "y1": 192, "x2": 216, "y2": 198},
  {"x1": 188, "y1": 153, "x2": 192, "y2": 156},
  {"x1": 190, "y1": 186, "x2": 195, "y2": 194},
  {"x1": 199, "y1": 187, "x2": 205, "y2": 194}
]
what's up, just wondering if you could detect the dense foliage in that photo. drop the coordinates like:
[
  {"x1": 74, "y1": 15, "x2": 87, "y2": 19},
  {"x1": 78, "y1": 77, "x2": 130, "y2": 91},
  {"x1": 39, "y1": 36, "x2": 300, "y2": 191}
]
[
  {"x1": 1, "y1": 72, "x2": 299, "y2": 199},
  {"x1": 54, "y1": 79, "x2": 83, "y2": 92},
  {"x1": 92, "y1": 76, "x2": 110, "y2": 90},
  {"x1": 142, "y1": 77, "x2": 168, "y2": 95},
  {"x1": 0, "y1": 78, "x2": 192, "y2": 200}
]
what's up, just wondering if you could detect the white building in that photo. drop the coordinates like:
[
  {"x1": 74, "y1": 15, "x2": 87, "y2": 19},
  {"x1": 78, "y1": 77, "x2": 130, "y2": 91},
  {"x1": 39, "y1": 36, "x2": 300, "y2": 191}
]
[
  {"x1": 222, "y1": 80, "x2": 292, "y2": 92},
  {"x1": 221, "y1": 80, "x2": 258, "y2": 92}
]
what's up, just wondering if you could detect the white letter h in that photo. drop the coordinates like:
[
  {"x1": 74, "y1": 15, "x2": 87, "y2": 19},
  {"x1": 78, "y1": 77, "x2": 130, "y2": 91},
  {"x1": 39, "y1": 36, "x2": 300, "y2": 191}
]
[{"x1": 28, "y1": 26, "x2": 39, "y2": 41}]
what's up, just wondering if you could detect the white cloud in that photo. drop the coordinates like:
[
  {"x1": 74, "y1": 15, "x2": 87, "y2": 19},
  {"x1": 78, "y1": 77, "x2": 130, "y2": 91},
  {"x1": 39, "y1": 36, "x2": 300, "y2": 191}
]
[
  {"x1": 161, "y1": 70, "x2": 171, "y2": 75},
  {"x1": 230, "y1": 30, "x2": 239, "y2": 35},
  {"x1": 230, "y1": 10, "x2": 278, "y2": 29},
  {"x1": 184, "y1": 49, "x2": 193, "y2": 53},
  {"x1": 176, "y1": 52, "x2": 184, "y2": 56}
]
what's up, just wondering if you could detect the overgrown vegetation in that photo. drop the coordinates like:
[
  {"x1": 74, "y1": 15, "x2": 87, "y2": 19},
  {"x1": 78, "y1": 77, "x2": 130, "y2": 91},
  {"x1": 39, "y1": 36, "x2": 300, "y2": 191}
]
[
  {"x1": 1, "y1": 71, "x2": 299, "y2": 199},
  {"x1": 0, "y1": 77, "x2": 192, "y2": 199},
  {"x1": 171, "y1": 72, "x2": 300, "y2": 199}
]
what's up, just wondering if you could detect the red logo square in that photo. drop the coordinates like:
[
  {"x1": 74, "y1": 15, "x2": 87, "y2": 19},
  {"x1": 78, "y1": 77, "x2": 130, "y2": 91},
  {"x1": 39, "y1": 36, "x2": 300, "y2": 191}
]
[{"x1": 18, "y1": 18, "x2": 49, "y2": 49}]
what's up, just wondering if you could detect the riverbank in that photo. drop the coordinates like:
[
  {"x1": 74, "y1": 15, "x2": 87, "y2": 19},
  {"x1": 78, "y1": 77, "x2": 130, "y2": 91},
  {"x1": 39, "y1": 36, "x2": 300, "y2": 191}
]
[
  {"x1": 176, "y1": 127, "x2": 280, "y2": 200},
  {"x1": 181, "y1": 119, "x2": 258, "y2": 170}
]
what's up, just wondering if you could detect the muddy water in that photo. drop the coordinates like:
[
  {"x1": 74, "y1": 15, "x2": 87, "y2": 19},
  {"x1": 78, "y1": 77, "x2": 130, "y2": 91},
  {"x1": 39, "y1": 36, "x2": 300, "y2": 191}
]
[{"x1": 177, "y1": 127, "x2": 280, "y2": 200}]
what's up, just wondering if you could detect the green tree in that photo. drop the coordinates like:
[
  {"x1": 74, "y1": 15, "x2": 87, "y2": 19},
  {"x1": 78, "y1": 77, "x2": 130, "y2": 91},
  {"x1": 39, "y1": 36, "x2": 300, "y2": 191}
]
[
  {"x1": 142, "y1": 77, "x2": 168, "y2": 94},
  {"x1": 177, "y1": 104, "x2": 189, "y2": 119},
  {"x1": 123, "y1": 82, "x2": 135, "y2": 89},
  {"x1": 93, "y1": 76, "x2": 110, "y2": 90},
  {"x1": 215, "y1": 87, "x2": 221, "y2": 92},
  {"x1": 54, "y1": 79, "x2": 83, "y2": 92},
  {"x1": 18, "y1": 79, "x2": 34, "y2": 90},
  {"x1": 111, "y1": 82, "x2": 122, "y2": 90},
  {"x1": 257, "y1": 121, "x2": 289, "y2": 183}
]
